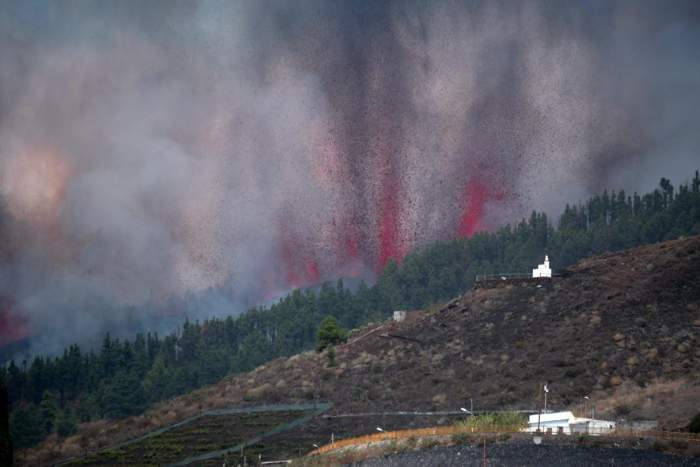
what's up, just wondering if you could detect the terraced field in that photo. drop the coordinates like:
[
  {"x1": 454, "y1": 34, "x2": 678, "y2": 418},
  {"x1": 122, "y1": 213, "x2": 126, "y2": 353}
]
[
  {"x1": 195, "y1": 412, "x2": 462, "y2": 466},
  {"x1": 195, "y1": 439, "x2": 313, "y2": 466},
  {"x1": 65, "y1": 408, "x2": 318, "y2": 466}
]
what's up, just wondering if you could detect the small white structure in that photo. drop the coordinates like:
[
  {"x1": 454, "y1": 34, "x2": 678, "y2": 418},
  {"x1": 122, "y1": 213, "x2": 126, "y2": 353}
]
[
  {"x1": 528, "y1": 411, "x2": 573, "y2": 433},
  {"x1": 532, "y1": 255, "x2": 552, "y2": 278},
  {"x1": 527, "y1": 411, "x2": 615, "y2": 435},
  {"x1": 570, "y1": 418, "x2": 617, "y2": 434},
  {"x1": 393, "y1": 310, "x2": 407, "y2": 322}
]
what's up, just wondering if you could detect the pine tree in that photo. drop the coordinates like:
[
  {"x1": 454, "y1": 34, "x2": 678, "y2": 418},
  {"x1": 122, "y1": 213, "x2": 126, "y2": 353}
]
[
  {"x1": 0, "y1": 379, "x2": 12, "y2": 466},
  {"x1": 9, "y1": 402, "x2": 44, "y2": 448},
  {"x1": 55, "y1": 408, "x2": 78, "y2": 438},
  {"x1": 316, "y1": 316, "x2": 348, "y2": 352},
  {"x1": 38, "y1": 391, "x2": 58, "y2": 435},
  {"x1": 101, "y1": 371, "x2": 146, "y2": 419}
]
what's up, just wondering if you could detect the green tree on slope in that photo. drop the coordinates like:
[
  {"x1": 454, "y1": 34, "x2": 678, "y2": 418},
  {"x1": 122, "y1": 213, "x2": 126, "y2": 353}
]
[{"x1": 316, "y1": 316, "x2": 348, "y2": 352}]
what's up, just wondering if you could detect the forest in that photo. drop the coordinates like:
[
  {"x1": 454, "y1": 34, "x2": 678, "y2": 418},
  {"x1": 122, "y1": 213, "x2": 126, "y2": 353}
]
[{"x1": 2, "y1": 172, "x2": 700, "y2": 449}]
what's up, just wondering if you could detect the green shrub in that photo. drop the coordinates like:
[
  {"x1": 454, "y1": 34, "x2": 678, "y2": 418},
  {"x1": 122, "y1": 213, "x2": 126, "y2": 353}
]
[
  {"x1": 326, "y1": 346, "x2": 337, "y2": 367},
  {"x1": 102, "y1": 449, "x2": 120, "y2": 460},
  {"x1": 454, "y1": 411, "x2": 527, "y2": 432}
]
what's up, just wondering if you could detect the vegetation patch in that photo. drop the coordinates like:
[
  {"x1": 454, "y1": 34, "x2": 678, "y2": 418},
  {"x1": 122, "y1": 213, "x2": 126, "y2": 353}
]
[
  {"x1": 64, "y1": 409, "x2": 314, "y2": 466},
  {"x1": 454, "y1": 411, "x2": 527, "y2": 433}
]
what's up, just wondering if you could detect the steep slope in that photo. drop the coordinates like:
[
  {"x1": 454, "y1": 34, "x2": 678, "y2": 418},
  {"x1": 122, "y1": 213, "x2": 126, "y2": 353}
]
[
  {"x1": 314, "y1": 234, "x2": 700, "y2": 419},
  {"x1": 21, "y1": 236, "x2": 700, "y2": 465},
  {"x1": 274, "y1": 233, "x2": 699, "y2": 417}
]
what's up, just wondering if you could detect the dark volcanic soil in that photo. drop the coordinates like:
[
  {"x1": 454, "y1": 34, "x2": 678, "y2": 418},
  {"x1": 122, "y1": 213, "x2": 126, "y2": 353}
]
[
  {"x1": 350, "y1": 441, "x2": 700, "y2": 467},
  {"x1": 238, "y1": 234, "x2": 700, "y2": 428},
  {"x1": 26, "y1": 236, "x2": 700, "y2": 466}
]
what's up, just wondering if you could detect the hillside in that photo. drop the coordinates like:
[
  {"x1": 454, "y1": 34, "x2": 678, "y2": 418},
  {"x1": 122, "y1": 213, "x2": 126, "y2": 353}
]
[
  {"x1": 20, "y1": 235, "x2": 700, "y2": 465},
  {"x1": 7, "y1": 173, "x2": 700, "y2": 456}
]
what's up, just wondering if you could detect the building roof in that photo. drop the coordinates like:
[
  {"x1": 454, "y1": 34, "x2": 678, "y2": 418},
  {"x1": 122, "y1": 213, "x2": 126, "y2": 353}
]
[
  {"x1": 528, "y1": 411, "x2": 615, "y2": 426},
  {"x1": 528, "y1": 411, "x2": 574, "y2": 424}
]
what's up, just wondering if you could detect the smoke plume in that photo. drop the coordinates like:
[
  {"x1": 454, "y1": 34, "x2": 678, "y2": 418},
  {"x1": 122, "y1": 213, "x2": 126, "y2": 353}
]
[{"x1": 1, "y1": 0, "x2": 699, "y2": 355}]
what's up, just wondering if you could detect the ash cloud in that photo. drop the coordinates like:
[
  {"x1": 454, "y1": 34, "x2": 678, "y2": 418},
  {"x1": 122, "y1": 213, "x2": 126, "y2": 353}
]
[{"x1": 0, "y1": 0, "x2": 699, "y2": 356}]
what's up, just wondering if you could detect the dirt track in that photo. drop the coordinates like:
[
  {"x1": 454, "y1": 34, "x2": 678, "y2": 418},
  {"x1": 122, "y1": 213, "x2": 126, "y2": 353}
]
[{"x1": 350, "y1": 441, "x2": 700, "y2": 466}]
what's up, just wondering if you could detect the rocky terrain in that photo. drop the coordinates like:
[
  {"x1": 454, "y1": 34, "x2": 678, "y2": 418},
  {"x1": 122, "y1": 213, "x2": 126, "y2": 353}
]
[
  {"x1": 349, "y1": 439, "x2": 700, "y2": 467},
  {"x1": 20, "y1": 235, "x2": 700, "y2": 465}
]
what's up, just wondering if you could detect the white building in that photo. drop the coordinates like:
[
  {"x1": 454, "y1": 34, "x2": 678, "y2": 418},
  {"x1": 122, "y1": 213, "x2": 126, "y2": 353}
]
[
  {"x1": 527, "y1": 411, "x2": 615, "y2": 435},
  {"x1": 532, "y1": 255, "x2": 552, "y2": 278},
  {"x1": 393, "y1": 310, "x2": 407, "y2": 322}
]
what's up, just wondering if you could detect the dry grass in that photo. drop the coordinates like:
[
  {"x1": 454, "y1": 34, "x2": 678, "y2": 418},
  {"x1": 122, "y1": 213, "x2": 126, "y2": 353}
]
[
  {"x1": 244, "y1": 383, "x2": 274, "y2": 401},
  {"x1": 593, "y1": 378, "x2": 700, "y2": 428},
  {"x1": 454, "y1": 411, "x2": 527, "y2": 432},
  {"x1": 294, "y1": 436, "x2": 442, "y2": 467}
]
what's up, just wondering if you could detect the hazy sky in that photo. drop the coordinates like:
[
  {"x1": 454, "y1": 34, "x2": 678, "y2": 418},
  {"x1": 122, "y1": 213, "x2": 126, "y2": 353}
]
[{"x1": 1, "y1": 0, "x2": 699, "y2": 355}]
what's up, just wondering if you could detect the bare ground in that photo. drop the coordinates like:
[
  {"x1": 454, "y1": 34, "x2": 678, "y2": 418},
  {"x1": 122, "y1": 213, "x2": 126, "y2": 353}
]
[
  {"x1": 20, "y1": 235, "x2": 700, "y2": 466},
  {"x1": 349, "y1": 440, "x2": 700, "y2": 467}
]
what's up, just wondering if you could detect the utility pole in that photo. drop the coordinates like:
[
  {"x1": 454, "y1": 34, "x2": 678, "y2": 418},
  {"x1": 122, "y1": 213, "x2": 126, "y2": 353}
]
[
  {"x1": 544, "y1": 383, "x2": 549, "y2": 413},
  {"x1": 537, "y1": 383, "x2": 542, "y2": 432}
]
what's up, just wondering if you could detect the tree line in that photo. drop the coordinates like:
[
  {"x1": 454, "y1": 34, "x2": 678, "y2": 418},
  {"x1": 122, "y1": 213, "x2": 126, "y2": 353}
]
[{"x1": 2, "y1": 171, "x2": 700, "y2": 449}]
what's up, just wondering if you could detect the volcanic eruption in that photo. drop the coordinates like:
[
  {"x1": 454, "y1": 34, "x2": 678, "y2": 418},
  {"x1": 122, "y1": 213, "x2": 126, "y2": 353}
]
[{"x1": 1, "y1": 0, "x2": 699, "y2": 356}]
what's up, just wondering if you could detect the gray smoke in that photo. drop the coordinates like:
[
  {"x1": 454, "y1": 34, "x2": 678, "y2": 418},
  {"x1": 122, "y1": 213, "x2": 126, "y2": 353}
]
[{"x1": 0, "y1": 0, "x2": 698, "y2": 357}]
